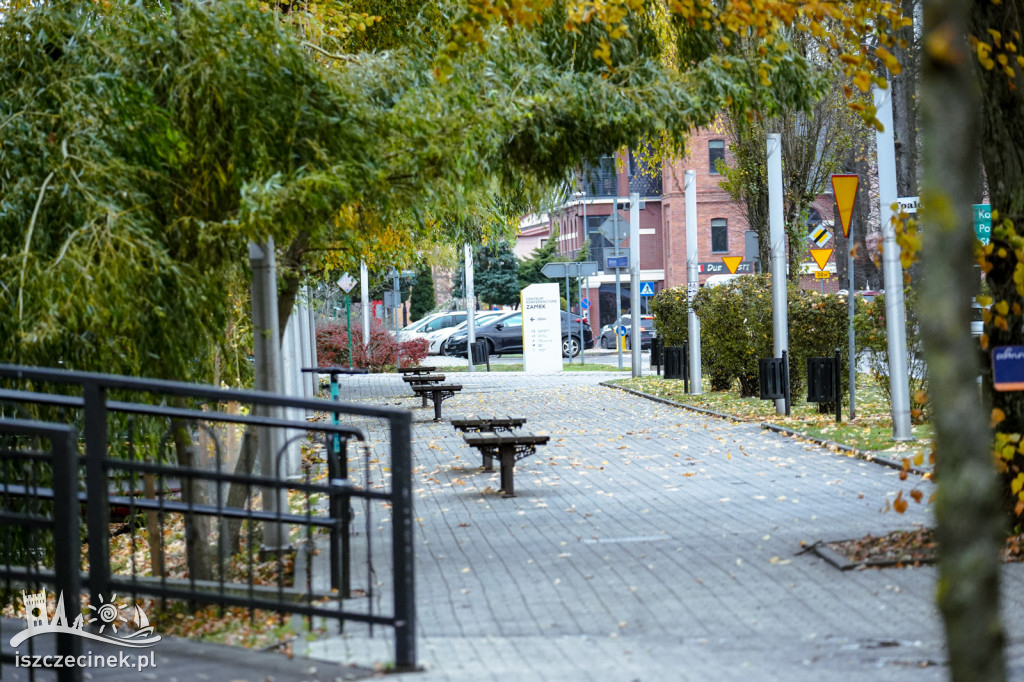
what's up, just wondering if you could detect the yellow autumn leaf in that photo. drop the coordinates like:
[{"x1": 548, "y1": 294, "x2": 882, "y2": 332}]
[
  {"x1": 1012, "y1": 473, "x2": 1024, "y2": 495},
  {"x1": 992, "y1": 407, "x2": 1007, "y2": 427}
]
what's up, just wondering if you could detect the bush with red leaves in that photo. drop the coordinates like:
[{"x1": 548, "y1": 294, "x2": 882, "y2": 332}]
[{"x1": 316, "y1": 320, "x2": 428, "y2": 372}]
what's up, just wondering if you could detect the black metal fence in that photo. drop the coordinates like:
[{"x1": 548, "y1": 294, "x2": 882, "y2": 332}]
[{"x1": 0, "y1": 365, "x2": 415, "y2": 680}]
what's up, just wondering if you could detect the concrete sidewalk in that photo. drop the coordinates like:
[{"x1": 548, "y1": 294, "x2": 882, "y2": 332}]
[{"x1": 304, "y1": 371, "x2": 1024, "y2": 681}]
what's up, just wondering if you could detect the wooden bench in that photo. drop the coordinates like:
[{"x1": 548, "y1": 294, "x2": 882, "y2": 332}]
[
  {"x1": 450, "y1": 417, "x2": 527, "y2": 470},
  {"x1": 411, "y1": 384, "x2": 463, "y2": 421},
  {"x1": 461, "y1": 431, "x2": 549, "y2": 497},
  {"x1": 396, "y1": 366, "x2": 437, "y2": 376},
  {"x1": 403, "y1": 374, "x2": 446, "y2": 406}
]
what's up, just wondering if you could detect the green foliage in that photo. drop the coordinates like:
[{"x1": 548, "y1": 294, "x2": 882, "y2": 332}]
[
  {"x1": 408, "y1": 265, "x2": 437, "y2": 320},
  {"x1": 648, "y1": 286, "x2": 691, "y2": 347},
  {"x1": 0, "y1": 1, "x2": 371, "y2": 382},
  {"x1": 853, "y1": 290, "x2": 928, "y2": 422},
  {"x1": 651, "y1": 275, "x2": 849, "y2": 397},
  {"x1": 452, "y1": 241, "x2": 521, "y2": 306}
]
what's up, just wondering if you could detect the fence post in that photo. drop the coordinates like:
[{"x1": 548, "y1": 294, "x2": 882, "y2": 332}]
[
  {"x1": 83, "y1": 381, "x2": 110, "y2": 607},
  {"x1": 389, "y1": 412, "x2": 416, "y2": 670},
  {"x1": 52, "y1": 426, "x2": 83, "y2": 679}
]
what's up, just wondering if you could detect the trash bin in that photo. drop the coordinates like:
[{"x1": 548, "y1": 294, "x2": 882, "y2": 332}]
[
  {"x1": 651, "y1": 337, "x2": 664, "y2": 375},
  {"x1": 471, "y1": 339, "x2": 490, "y2": 371},
  {"x1": 664, "y1": 346, "x2": 687, "y2": 381},
  {"x1": 806, "y1": 357, "x2": 837, "y2": 403}
]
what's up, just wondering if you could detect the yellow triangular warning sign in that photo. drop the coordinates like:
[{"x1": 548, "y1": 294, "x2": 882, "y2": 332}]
[
  {"x1": 831, "y1": 174, "x2": 859, "y2": 238},
  {"x1": 722, "y1": 256, "x2": 743, "y2": 274},
  {"x1": 810, "y1": 248, "x2": 833, "y2": 271}
]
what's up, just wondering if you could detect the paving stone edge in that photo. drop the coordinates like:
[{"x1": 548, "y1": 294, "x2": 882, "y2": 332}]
[{"x1": 600, "y1": 381, "x2": 930, "y2": 477}]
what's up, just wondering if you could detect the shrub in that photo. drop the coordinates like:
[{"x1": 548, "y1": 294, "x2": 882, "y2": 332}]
[
  {"x1": 648, "y1": 286, "x2": 690, "y2": 347},
  {"x1": 853, "y1": 289, "x2": 928, "y2": 422},
  {"x1": 316, "y1": 319, "x2": 428, "y2": 372},
  {"x1": 651, "y1": 274, "x2": 850, "y2": 398}
]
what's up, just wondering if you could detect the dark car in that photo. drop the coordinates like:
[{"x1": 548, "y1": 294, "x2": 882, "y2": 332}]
[
  {"x1": 447, "y1": 310, "x2": 594, "y2": 358},
  {"x1": 598, "y1": 315, "x2": 655, "y2": 350}
]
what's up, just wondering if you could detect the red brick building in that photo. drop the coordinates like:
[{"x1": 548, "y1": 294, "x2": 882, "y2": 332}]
[{"x1": 520, "y1": 127, "x2": 841, "y2": 330}]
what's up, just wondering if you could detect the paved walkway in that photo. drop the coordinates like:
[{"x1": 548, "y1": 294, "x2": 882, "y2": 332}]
[{"x1": 303, "y1": 371, "x2": 1024, "y2": 681}]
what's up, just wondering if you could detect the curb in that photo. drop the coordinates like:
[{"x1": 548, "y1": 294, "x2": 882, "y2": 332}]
[{"x1": 600, "y1": 381, "x2": 930, "y2": 476}]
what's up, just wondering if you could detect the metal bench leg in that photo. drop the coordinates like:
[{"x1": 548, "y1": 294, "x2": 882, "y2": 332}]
[
  {"x1": 421, "y1": 390, "x2": 429, "y2": 407},
  {"x1": 499, "y1": 445, "x2": 515, "y2": 497},
  {"x1": 482, "y1": 452, "x2": 494, "y2": 471},
  {"x1": 432, "y1": 391, "x2": 443, "y2": 421}
]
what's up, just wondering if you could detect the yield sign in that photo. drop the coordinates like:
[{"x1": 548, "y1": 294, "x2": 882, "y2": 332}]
[
  {"x1": 722, "y1": 256, "x2": 743, "y2": 274},
  {"x1": 810, "y1": 248, "x2": 833, "y2": 271},
  {"x1": 831, "y1": 174, "x2": 859, "y2": 238}
]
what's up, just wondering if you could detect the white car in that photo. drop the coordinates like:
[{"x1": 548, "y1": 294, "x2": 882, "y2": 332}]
[
  {"x1": 395, "y1": 312, "x2": 469, "y2": 342},
  {"x1": 426, "y1": 312, "x2": 503, "y2": 355}
]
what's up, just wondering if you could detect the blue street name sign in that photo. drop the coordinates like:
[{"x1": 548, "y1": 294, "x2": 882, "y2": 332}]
[
  {"x1": 993, "y1": 346, "x2": 1024, "y2": 391},
  {"x1": 606, "y1": 256, "x2": 629, "y2": 269}
]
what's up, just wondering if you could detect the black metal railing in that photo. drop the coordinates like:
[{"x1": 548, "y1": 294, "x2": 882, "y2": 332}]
[{"x1": 0, "y1": 365, "x2": 415, "y2": 676}]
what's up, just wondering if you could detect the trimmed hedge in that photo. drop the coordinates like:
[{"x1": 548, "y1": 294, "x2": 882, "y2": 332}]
[{"x1": 649, "y1": 274, "x2": 848, "y2": 398}]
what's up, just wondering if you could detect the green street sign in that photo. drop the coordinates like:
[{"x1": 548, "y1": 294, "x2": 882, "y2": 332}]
[{"x1": 975, "y1": 203, "x2": 992, "y2": 245}]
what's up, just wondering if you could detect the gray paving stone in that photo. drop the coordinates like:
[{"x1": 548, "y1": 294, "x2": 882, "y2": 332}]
[{"x1": 303, "y1": 371, "x2": 1024, "y2": 681}]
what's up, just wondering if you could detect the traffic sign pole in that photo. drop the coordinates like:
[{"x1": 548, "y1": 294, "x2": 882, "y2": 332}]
[
  {"x1": 685, "y1": 170, "x2": 702, "y2": 394},
  {"x1": 613, "y1": 204, "x2": 623, "y2": 370},
  {"x1": 874, "y1": 85, "x2": 913, "y2": 441},
  {"x1": 832, "y1": 174, "x2": 859, "y2": 421},
  {"x1": 578, "y1": 268, "x2": 584, "y2": 365}
]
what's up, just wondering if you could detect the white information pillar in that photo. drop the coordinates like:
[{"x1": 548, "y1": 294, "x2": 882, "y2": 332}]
[
  {"x1": 360, "y1": 261, "x2": 370, "y2": 347},
  {"x1": 465, "y1": 244, "x2": 476, "y2": 373},
  {"x1": 874, "y1": 86, "x2": 914, "y2": 440},
  {"x1": 767, "y1": 134, "x2": 789, "y2": 415},
  {"x1": 685, "y1": 171, "x2": 702, "y2": 394},
  {"x1": 629, "y1": 192, "x2": 642, "y2": 378},
  {"x1": 522, "y1": 283, "x2": 563, "y2": 373}
]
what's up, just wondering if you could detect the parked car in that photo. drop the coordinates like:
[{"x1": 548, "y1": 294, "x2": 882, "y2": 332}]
[
  {"x1": 598, "y1": 314, "x2": 655, "y2": 350},
  {"x1": 446, "y1": 310, "x2": 594, "y2": 358},
  {"x1": 427, "y1": 312, "x2": 503, "y2": 355},
  {"x1": 395, "y1": 312, "x2": 468, "y2": 341}
]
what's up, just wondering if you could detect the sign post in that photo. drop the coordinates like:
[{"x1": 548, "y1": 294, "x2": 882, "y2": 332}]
[
  {"x1": 542, "y1": 261, "x2": 598, "y2": 364},
  {"x1": 685, "y1": 170, "x2": 702, "y2": 394},
  {"x1": 832, "y1": 173, "x2": 859, "y2": 419},
  {"x1": 874, "y1": 85, "x2": 913, "y2": 441},
  {"x1": 338, "y1": 273, "x2": 357, "y2": 368}
]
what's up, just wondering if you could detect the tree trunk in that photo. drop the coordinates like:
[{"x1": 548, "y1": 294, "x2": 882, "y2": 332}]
[
  {"x1": 921, "y1": 0, "x2": 1006, "y2": 678},
  {"x1": 171, "y1": 418, "x2": 214, "y2": 581},
  {"x1": 277, "y1": 230, "x2": 310, "y2": 343},
  {"x1": 223, "y1": 425, "x2": 259, "y2": 555},
  {"x1": 218, "y1": 231, "x2": 310, "y2": 556},
  {"x1": 971, "y1": 0, "x2": 1024, "y2": 523}
]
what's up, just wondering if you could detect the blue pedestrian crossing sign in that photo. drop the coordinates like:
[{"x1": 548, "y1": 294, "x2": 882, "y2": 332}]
[{"x1": 639, "y1": 281, "x2": 656, "y2": 297}]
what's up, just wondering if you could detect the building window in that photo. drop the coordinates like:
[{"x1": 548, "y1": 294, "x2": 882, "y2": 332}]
[
  {"x1": 709, "y1": 139, "x2": 725, "y2": 174},
  {"x1": 711, "y1": 218, "x2": 728, "y2": 253}
]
